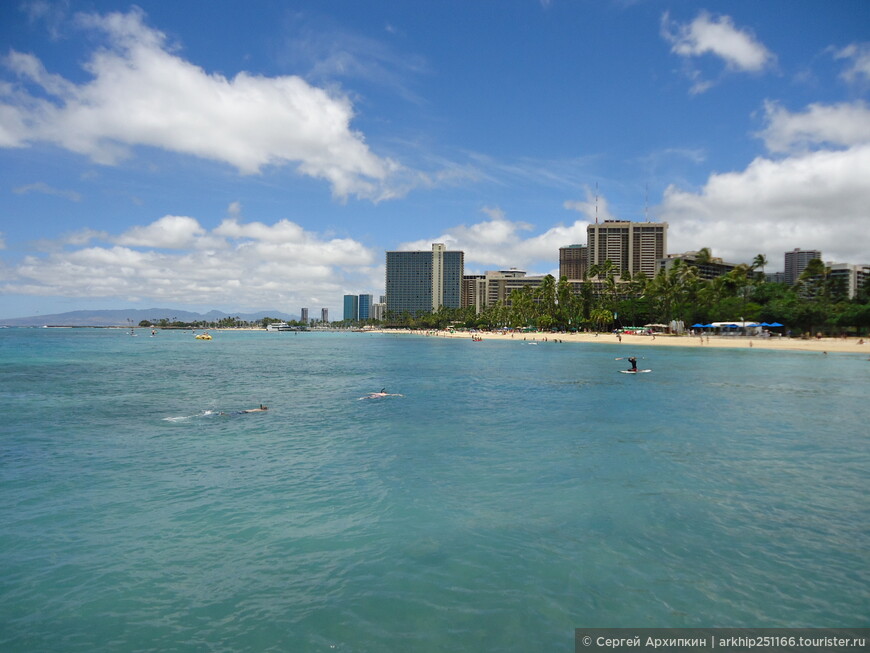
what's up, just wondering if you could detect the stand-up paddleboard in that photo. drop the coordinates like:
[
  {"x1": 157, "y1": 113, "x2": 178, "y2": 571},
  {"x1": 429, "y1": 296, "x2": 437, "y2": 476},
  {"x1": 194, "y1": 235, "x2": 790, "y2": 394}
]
[{"x1": 620, "y1": 369, "x2": 651, "y2": 374}]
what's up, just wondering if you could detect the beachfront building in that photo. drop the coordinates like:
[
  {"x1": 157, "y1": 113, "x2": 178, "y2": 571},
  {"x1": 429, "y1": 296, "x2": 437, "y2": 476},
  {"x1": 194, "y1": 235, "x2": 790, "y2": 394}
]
[
  {"x1": 300, "y1": 308, "x2": 309, "y2": 324},
  {"x1": 587, "y1": 220, "x2": 667, "y2": 279},
  {"x1": 559, "y1": 244, "x2": 588, "y2": 280},
  {"x1": 385, "y1": 243, "x2": 464, "y2": 317},
  {"x1": 321, "y1": 308, "x2": 328, "y2": 323},
  {"x1": 358, "y1": 294, "x2": 373, "y2": 321},
  {"x1": 657, "y1": 251, "x2": 738, "y2": 280},
  {"x1": 463, "y1": 269, "x2": 549, "y2": 313},
  {"x1": 343, "y1": 294, "x2": 359, "y2": 321},
  {"x1": 824, "y1": 263, "x2": 869, "y2": 299},
  {"x1": 462, "y1": 274, "x2": 485, "y2": 310},
  {"x1": 371, "y1": 302, "x2": 386, "y2": 321},
  {"x1": 784, "y1": 248, "x2": 822, "y2": 285}
]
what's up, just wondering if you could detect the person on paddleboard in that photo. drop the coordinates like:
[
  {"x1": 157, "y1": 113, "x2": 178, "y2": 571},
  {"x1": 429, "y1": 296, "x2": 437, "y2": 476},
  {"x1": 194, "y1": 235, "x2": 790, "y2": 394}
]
[{"x1": 627, "y1": 357, "x2": 638, "y2": 372}]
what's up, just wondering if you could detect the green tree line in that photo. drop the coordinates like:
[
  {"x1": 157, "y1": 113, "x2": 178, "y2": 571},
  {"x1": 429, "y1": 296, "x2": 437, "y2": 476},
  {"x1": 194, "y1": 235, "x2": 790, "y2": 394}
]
[
  {"x1": 138, "y1": 316, "x2": 309, "y2": 329},
  {"x1": 385, "y1": 256, "x2": 870, "y2": 336}
]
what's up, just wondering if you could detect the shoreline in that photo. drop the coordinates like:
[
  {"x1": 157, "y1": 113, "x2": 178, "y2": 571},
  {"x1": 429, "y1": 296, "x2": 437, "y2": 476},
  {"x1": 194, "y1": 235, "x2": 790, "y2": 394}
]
[{"x1": 366, "y1": 328, "x2": 869, "y2": 354}]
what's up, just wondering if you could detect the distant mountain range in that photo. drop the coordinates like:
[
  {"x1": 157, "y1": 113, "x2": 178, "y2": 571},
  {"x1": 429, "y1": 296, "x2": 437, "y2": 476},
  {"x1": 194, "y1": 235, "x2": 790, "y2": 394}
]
[{"x1": 0, "y1": 308, "x2": 298, "y2": 327}]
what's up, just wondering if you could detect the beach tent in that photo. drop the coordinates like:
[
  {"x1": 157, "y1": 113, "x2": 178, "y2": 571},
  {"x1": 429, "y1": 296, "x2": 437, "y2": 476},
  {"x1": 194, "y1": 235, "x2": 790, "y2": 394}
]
[{"x1": 691, "y1": 323, "x2": 706, "y2": 328}]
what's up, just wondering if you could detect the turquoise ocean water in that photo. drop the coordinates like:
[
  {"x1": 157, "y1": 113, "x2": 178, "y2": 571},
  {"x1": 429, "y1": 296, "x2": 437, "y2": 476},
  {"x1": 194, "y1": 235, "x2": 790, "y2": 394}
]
[{"x1": 1, "y1": 328, "x2": 868, "y2": 652}]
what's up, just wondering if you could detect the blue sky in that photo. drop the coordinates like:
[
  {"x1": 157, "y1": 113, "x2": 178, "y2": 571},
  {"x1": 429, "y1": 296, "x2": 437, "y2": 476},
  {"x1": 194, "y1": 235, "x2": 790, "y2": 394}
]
[{"x1": 1, "y1": 0, "x2": 869, "y2": 319}]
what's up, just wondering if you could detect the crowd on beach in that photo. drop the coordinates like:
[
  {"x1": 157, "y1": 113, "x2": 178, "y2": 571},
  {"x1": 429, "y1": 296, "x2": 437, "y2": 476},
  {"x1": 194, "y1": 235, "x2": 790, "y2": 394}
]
[{"x1": 385, "y1": 327, "x2": 867, "y2": 354}]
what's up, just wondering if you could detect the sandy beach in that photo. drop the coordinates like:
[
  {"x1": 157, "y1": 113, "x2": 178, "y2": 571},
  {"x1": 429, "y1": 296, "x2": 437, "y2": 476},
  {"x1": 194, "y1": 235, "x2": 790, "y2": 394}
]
[{"x1": 367, "y1": 328, "x2": 869, "y2": 354}]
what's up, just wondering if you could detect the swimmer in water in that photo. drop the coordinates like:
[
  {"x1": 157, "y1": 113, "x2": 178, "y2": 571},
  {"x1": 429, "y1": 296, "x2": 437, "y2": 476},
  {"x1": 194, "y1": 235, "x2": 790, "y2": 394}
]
[
  {"x1": 360, "y1": 389, "x2": 402, "y2": 400},
  {"x1": 220, "y1": 405, "x2": 268, "y2": 415}
]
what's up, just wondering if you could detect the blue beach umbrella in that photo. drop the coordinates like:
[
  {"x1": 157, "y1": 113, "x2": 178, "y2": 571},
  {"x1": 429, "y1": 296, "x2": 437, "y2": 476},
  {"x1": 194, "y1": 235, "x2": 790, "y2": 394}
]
[
  {"x1": 769, "y1": 322, "x2": 784, "y2": 327},
  {"x1": 692, "y1": 323, "x2": 705, "y2": 328}
]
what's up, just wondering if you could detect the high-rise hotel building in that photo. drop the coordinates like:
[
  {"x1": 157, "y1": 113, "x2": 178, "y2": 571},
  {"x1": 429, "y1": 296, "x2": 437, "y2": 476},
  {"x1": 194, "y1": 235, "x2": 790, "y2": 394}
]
[
  {"x1": 386, "y1": 243, "x2": 464, "y2": 316},
  {"x1": 586, "y1": 220, "x2": 667, "y2": 278},
  {"x1": 559, "y1": 244, "x2": 588, "y2": 280},
  {"x1": 784, "y1": 248, "x2": 822, "y2": 285}
]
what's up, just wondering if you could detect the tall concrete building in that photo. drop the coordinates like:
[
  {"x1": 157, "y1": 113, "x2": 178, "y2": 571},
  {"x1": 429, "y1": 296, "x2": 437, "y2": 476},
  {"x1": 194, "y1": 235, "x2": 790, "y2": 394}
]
[
  {"x1": 559, "y1": 244, "x2": 588, "y2": 280},
  {"x1": 343, "y1": 295, "x2": 359, "y2": 321},
  {"x1": 300, "y1": 308, "x2": 309, "y2": 324},
  {"x1": 321, "y1": 308, "x2": 328, "y2": 323},
  {"x1": 587, "y1": 220, "x2": 667, "y2": 279},
  {"x1": 462, "y1": 274, "x2": 485, "y2": 310},
  {"x1": 371, "y1": 302, "x2": 386, "y2": 321},
  {"x1": 784, "y1": 248, "x2": 822, "y2": 285},
  {"x1": 385, "y1": 243, "x2": 464, "y2": 316}
]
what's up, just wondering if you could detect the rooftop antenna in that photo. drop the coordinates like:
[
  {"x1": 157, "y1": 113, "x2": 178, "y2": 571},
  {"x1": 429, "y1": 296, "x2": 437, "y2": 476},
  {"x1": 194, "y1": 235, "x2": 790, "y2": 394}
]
[
  {"x1": 645, "y1": 184, "x2": 649, "y2": 222},
  {"x1": 595, "y1": 182, "x2": 599, "y2": 224}
]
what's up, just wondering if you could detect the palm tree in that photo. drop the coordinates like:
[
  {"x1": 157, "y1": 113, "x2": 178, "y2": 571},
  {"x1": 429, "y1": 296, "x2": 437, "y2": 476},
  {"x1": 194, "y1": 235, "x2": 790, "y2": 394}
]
[
  {"x1": 752, "y1": 253, "x2": 769, "y2": 283},
  {"x1": 695, "y1": 247, "x2": 713, "y2": 266},
  {"x1": 589, "y1": 307, "x2": 613, "y2": 332},
  {"x1": 534, "y1": 274, "x2": 558, "y2": 326}
]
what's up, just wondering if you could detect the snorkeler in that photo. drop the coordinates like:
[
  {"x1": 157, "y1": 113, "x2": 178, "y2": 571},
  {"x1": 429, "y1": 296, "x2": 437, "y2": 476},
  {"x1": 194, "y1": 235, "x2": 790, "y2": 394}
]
[
  {"x1": 220, "y1": 405, "x2": 268, "y2": 415},
  {"x1": 360, "y1": 389, "x2": 402, "y2": 400}
]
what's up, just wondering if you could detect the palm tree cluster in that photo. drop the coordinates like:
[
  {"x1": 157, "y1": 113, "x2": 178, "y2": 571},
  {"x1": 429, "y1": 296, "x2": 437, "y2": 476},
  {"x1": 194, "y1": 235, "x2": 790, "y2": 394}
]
[{"x1": 385, "y1": 253, "x2": 870, "y2": 336}]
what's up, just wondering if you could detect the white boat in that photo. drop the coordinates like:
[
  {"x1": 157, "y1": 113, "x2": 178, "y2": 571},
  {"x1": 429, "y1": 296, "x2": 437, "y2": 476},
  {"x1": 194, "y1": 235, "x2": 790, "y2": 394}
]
[{"x1": 266, "y1": 322, "x2": 290, "y2": 331}]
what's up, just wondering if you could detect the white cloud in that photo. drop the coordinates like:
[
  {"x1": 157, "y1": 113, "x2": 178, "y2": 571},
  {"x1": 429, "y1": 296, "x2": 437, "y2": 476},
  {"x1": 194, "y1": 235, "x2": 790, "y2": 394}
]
[
  {"x1": 12, "y1": 181, "x2": 82, "y2": 202},
  {"x1": 115, "y1": 215, "x2": 206, "y2": 249},
  {"x1": 227, "y1": 201, "x2": 243, "y2": 219},
  {"x1": 400, "y1": 207, "x2": 590, "y2": 272},
  {"x1": 660, "y1": 144, "x2": 870, "y2": 265},
  {"x1": 835, "y1": 43, "x2": 870, "y2": 84},
  {"x1": 0, "y1": 7, "x2": 402, "y2": 200},
  {"x1": 563, "y1": 185, "x2": 618, "y2": 223},
  {"x1": 1, "y1": 215, "x2": 380, "y2": 310},
  {"x1": 758, "y1": 100, "x2": 870, "y2": 153},
  {"x1": 662, "y1": 11, "x2": 773, "y2": 93},
  {"x1": 662, "y1": 11, "x2": 773, "y2": 71}
]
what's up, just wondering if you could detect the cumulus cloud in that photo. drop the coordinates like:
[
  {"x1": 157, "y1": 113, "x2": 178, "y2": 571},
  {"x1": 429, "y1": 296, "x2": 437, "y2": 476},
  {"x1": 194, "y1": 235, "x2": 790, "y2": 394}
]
[
  {"x1": 659, "y1": 144, "x2": 870, "y2": 265},
  {"x1": 758, "y1": 100, "x2": 870, "y2": 153},
  {"x1": 400, "y1": 206, "x2": 590, "y2": 272},
  {"x1": 662, "y1": 11, "x2": 773, "y2": 71},
  {"x1": 662, "y1": 11, "x2": 773, "y2": 93},
  {"x1": 1, "y1": 215, "x2": 380, "y2": 310},
  {"x1": 0, "y1": 7, "x2": 402, "y2": 200},
  {"x1": 115, "y1": 215, "x2": 206, "y2": 249}
]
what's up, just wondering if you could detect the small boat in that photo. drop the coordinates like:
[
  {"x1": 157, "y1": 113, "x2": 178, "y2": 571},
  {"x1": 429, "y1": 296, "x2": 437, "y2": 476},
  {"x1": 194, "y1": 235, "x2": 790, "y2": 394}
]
[{"x1": 195, "y1": 333, "x2": 212, "y2": 340}]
